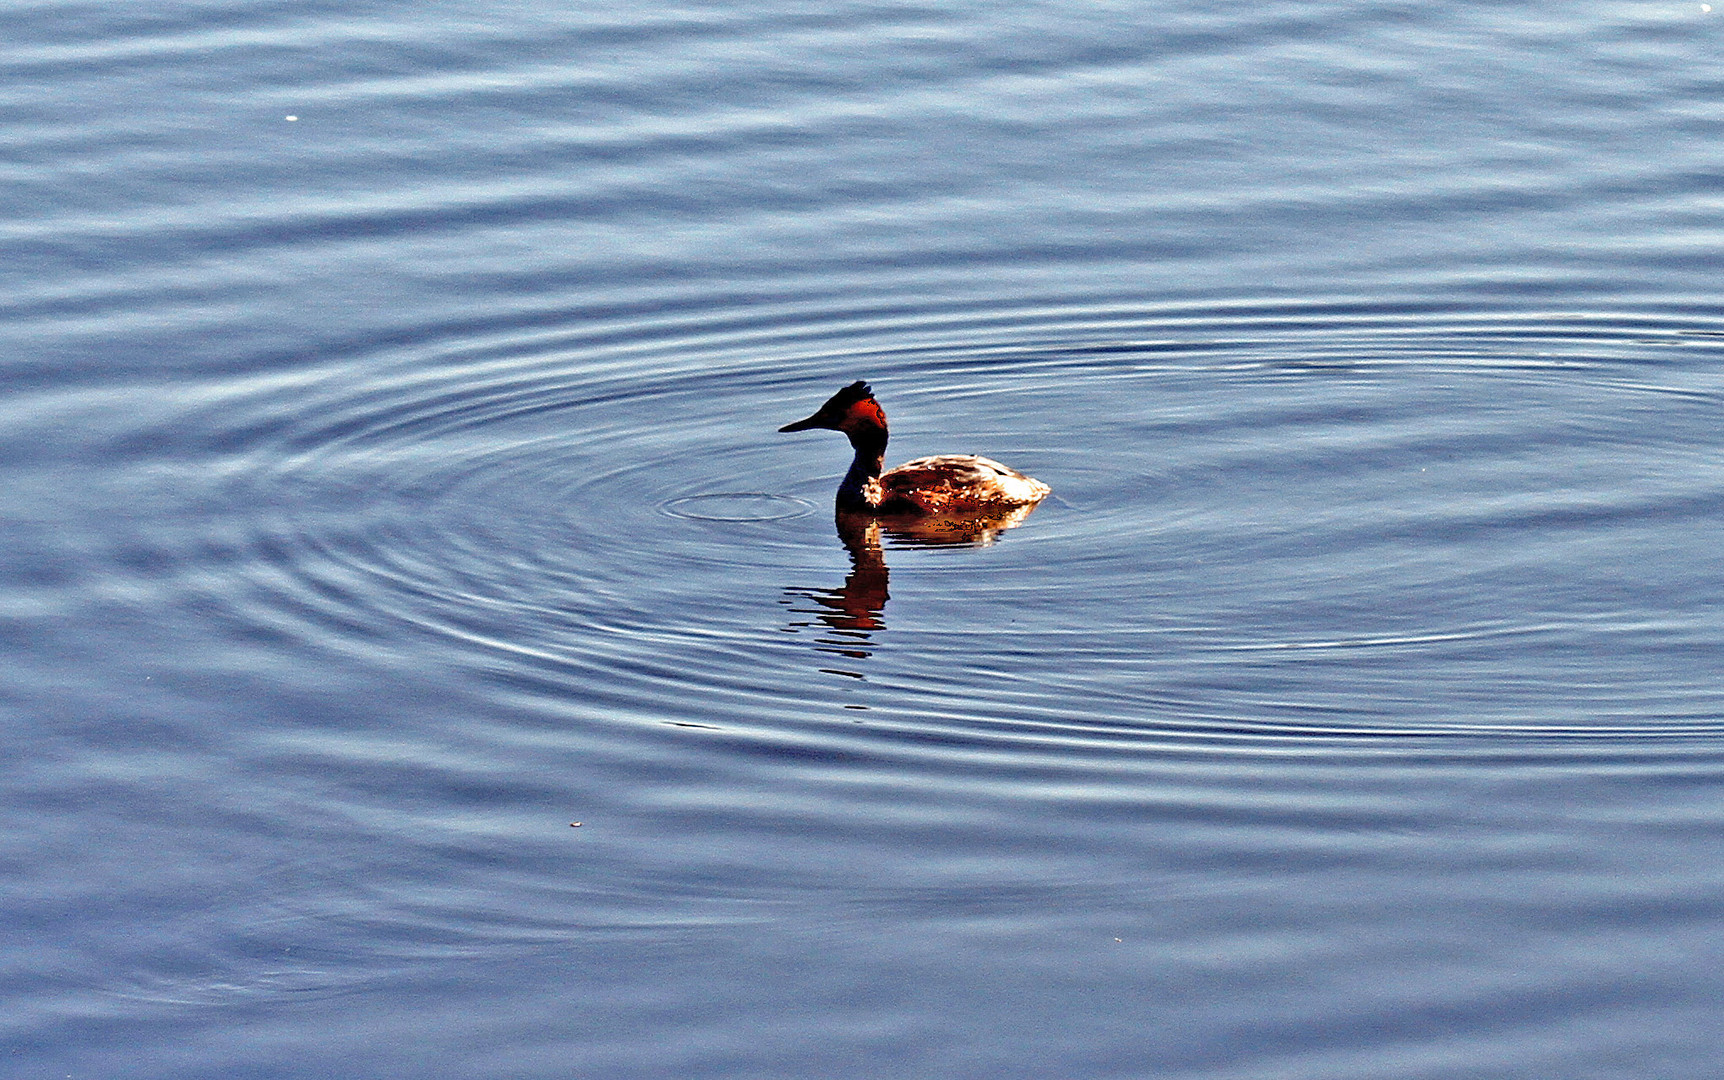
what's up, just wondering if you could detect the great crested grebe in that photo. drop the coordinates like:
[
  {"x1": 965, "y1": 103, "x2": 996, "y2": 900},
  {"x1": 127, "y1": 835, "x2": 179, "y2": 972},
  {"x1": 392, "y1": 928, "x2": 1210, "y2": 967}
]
[{"x1": 779, "y1": 381, "x2": 1050, "y2": 515}]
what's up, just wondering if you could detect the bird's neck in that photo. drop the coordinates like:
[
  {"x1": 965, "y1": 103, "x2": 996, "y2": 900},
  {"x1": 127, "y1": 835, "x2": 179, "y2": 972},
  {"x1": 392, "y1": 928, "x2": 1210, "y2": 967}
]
[{"x1": 837, "y1": 428, "x2": 887, "y2": 510}]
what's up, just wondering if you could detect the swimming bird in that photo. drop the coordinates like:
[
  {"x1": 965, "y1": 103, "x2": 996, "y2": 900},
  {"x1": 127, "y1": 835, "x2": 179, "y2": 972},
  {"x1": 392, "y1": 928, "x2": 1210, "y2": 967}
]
[{"x1": 779, "y1": 381, "x2": 1050, "y2": 515}]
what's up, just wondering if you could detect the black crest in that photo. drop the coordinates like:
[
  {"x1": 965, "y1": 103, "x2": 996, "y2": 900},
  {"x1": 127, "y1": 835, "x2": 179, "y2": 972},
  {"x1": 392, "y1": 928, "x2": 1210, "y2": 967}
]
[{"x1": 827, "y1": 380, "x2": 874, "y2": 408}]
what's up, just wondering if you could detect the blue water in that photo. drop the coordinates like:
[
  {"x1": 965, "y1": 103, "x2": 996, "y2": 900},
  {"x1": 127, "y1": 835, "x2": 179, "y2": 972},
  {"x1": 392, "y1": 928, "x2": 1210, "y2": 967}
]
[{"x1": 5, "y1": 1, "x2": 1724, "y2": 1076}]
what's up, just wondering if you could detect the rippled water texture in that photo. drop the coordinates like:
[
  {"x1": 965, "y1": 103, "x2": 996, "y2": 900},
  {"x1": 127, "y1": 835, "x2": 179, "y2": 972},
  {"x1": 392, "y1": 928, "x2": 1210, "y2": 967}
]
[{"x1": 4, "y1": 1, "x2": 1724, "y2": 1077}]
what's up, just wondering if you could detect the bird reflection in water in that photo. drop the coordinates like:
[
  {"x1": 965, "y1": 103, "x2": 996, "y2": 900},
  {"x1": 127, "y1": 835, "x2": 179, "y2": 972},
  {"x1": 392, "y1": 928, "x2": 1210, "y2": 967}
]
[{"x1": 781, "y1": 504, "x2": 1041, "y2": 678}]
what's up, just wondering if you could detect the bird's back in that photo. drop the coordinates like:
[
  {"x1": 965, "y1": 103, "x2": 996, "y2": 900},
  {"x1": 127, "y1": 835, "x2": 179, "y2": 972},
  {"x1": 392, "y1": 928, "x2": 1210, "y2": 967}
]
[{"x1": 877, "y1": 454, "x2": 1051, "y2": 514}]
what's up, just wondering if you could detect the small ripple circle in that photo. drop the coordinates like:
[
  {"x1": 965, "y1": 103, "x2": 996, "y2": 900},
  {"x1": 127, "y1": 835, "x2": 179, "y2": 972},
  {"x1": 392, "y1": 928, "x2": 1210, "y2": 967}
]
[{"x1": 660, "y1": 493, "x2": 814, "y2": 522}]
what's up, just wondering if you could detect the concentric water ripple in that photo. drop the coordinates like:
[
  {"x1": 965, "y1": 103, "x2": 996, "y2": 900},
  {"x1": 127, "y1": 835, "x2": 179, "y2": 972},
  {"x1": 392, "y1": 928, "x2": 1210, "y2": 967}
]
[{"x1": 26, "y1": 298, "x2": 1721, "y2": 753}]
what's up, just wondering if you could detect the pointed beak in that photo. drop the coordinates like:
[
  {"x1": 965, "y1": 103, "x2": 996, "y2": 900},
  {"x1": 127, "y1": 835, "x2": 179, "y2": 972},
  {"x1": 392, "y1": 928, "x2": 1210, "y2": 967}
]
[{"x1": 779, "y1": 412, "x2": 824, "y2": 433}]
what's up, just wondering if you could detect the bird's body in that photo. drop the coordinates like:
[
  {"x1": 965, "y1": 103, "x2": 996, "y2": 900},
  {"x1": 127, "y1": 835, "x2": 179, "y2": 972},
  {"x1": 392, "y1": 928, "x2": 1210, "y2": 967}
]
[{"x1": 779, "y1": 382, "x2": 1050, "y2": 515}]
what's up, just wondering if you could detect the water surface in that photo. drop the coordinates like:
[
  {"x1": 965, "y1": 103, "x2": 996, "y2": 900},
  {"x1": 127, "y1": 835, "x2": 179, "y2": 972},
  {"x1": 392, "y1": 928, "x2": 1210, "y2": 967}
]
[{"x1": 4, "y1": 0, "x2": 1724, "y2": 1076}]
